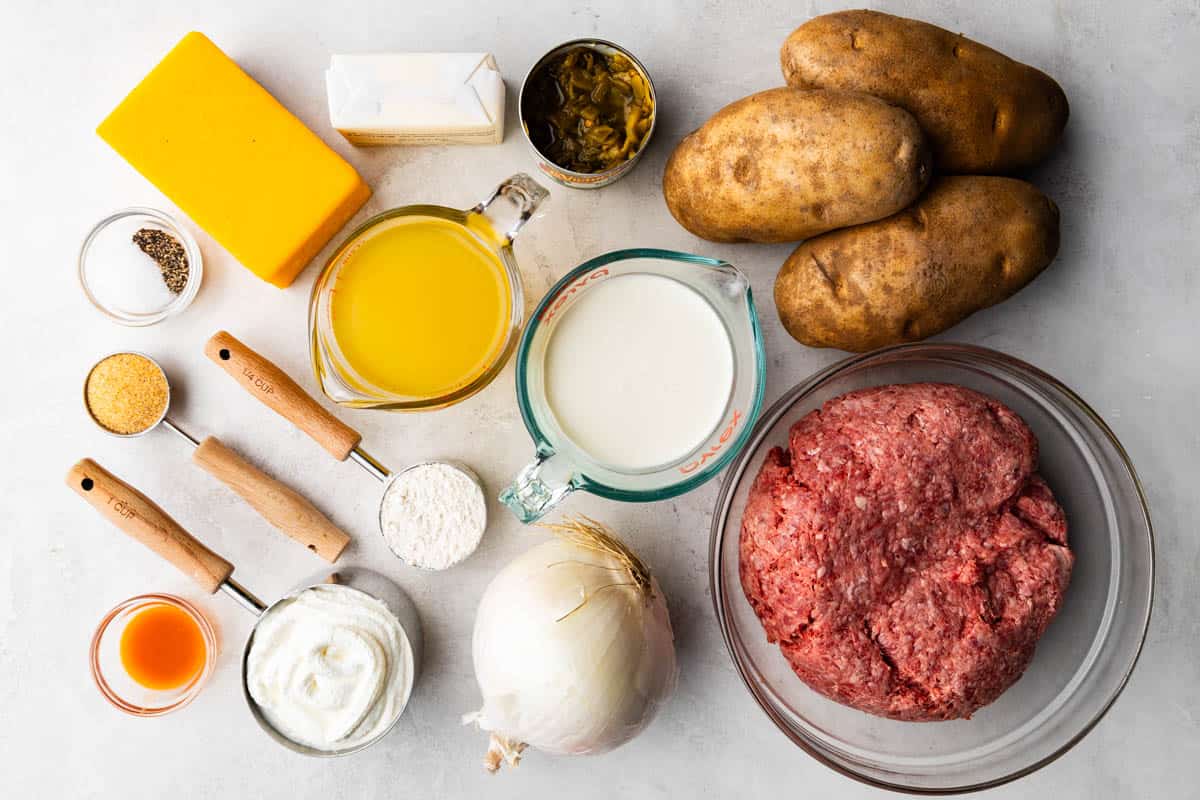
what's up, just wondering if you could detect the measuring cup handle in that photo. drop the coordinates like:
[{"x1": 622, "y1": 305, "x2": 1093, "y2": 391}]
[
  {"x1": 499, "y1": 452, "x2": 577, "y2": 523},
  {"x1": 65, "y1": 458, "x2": 233, "y2": 594},
  {"x1": 192, "y1": 437, "x2": 351, "y2": 563},
  {"x1": 475, "y1": 173, "x2": 549, "y2": 243},
  {"x1": 205, "y1": 331, "x2": 362, "y2": 461}
]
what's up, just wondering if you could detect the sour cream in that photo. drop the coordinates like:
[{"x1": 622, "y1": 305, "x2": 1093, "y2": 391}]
[{"x1": 246, "y1": 585, "x2": 414, "y2": 751}]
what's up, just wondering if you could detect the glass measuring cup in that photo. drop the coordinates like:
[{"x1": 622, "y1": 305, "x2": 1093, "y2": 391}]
[
  {"x1": 500, "y1": 249, "x2": 766, "y2": 522},
  {"x1": 309, "y1": 173, "x2": 549, "y2": 411}
]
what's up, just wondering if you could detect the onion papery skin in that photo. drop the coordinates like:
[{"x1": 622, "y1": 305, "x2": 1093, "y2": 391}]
[{"x1": 468, "y1": 537, "x2": 678, "y2": 766}]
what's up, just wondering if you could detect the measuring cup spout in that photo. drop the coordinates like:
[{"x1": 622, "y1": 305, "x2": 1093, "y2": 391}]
[
  {"x1": 473, "y1": 173, "x2": 549, "y2": 243},
  {"x1": 500, "y1": 451, "x2": 577, "y2": 523},
  {"x1": 709, "y1": 259, "x2": 751, "y2": 298}
]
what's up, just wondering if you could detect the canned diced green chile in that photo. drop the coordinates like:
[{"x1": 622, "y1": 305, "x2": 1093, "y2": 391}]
[{"x1": 519, "y1": 39, "x2": 657, "y2": 189}]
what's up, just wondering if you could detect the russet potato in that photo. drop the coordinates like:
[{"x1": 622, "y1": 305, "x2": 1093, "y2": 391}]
[
  {"x1": 781, "y1": 10, "x2": 1069, "y2": 174},
  {"x1": 663, "y1": 88, "x2": 931, "y2": 243},
  {"x1": 774, "y1": 176, "x2": 1060, "y2": 352}
]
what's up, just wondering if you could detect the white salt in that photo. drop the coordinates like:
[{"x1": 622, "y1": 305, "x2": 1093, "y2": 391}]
[{"x1": 85, "y1": 217, "x2": 175, "y2": 314}]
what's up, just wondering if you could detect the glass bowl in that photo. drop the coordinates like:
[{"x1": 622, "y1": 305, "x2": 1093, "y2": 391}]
[
  {"x1": 90, "y1": 594, "x2": 217, "y2": 716},
  {"x1": 709, "y1": 343, "x2": 1154, "y2": 794},
  {"x1": 79, "y1": 207, "x2": 203, "y2": 326}
]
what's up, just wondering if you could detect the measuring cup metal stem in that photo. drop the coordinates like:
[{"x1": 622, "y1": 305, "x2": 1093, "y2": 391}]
[
  {"x1": 160, "y1": 417, "x2": 200, "y2": 447},
  {"x1": 222, "y1": 579, "x2": 267, "y2": 614},
  {"x1": 349, "y1": 447, "x2": 390, "y2": 483}
]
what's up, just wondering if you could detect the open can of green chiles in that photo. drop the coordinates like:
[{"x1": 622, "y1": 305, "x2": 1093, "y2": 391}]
[{"x1": 518, "y1": 39, "x2": 657, "y2": 189}]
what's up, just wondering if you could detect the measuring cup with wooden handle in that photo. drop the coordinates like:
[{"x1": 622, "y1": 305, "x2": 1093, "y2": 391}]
[
  {"x1": 66, "y1": 458, "x2": 265, "y2": 612},
  {"x1": 190, "y1": 438, "x2": 349, "y2": 562},
  {"x1": 205, "y1": 331, "x2": 392, "y2": 482},
  {"x1": 66, "y1": 457, "x2": 423, "y2": 756},
  {"x1": 205, "y1": 331, "x2": 492, "y2": 570},
  {"x1": 84, "y1": 351, "x2": 349, "y2": 562}
]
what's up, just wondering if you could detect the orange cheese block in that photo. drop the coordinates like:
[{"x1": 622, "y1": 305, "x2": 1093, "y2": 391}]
[{"x1": 97, "y1": 32, "x2": 371, "y2": 288}]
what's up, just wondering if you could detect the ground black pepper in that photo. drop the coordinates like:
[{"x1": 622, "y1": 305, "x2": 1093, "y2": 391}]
[{"x1": 133, "y1": 228, "x2": 190, "y2": 293}]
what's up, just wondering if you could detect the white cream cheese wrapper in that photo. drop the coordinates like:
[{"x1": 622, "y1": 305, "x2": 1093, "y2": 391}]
[{"x1": 326, "y1": 53, "x2": 505, "y2": 145}]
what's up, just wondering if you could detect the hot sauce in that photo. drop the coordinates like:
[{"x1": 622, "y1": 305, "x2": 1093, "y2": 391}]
[{"x1": 119, "y1": 603, "x2": 208, "y2": 690}]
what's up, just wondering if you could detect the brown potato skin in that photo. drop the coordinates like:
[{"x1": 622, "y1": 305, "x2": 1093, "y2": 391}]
[
  {"x1": 781, "y1": 10, "x2": 1069, "y2": 173},
  {"x1": 775, "y1": 176, "x2": 1060, "y2": 352},
  {"x1": 663, "y1": 88, "x2": 931, "y2": 243}
]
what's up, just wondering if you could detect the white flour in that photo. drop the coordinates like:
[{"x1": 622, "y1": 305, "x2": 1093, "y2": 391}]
[{"x1": 380, "y1": 462, "x2": 487, "y2": 570}]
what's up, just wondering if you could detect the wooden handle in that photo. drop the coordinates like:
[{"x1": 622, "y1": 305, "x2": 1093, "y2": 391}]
[
  {"x1": 65, "y1": 458, "x2": 233, "y2": 593},
  {"x1": 192, "y1": 437, "x2": 350, "y2": 563},
  {"x1": 204, "y1": 330, "x2": 361, "y2": 461}
]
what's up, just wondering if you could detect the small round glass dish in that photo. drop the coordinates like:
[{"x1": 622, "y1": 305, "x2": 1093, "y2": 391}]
[
  {"x1": 709, "y1": 343, "x2": 1153, "y2": 794},
  {"x1": 90, "y1": 594, "x2": 217, "y2": 716},
  {"x1": 79, "y1": 207, "x2": 203, "y2": 326}
]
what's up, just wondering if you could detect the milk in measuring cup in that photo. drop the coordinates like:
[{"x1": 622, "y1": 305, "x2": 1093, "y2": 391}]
[{"x1": 544, "y1": 273, "x2": 734, "y2": 471}]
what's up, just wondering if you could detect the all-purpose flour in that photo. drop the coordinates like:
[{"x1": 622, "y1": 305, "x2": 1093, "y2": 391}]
[{"x1": 380, "y1": 462, "x2": 487, "y2": 570}]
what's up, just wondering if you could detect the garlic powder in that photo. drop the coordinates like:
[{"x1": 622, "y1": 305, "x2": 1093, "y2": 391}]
[{"x1": 380, "y1": 462, "x2": 487, "y2": 570}]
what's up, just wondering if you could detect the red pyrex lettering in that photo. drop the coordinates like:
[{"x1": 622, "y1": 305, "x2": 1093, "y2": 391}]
[
  {"x1": 540, "y1": 268, "x2": 610, "y2": 322},
  {"x1": 679, "y1": 409, "x2": 743, "y2": 474}
]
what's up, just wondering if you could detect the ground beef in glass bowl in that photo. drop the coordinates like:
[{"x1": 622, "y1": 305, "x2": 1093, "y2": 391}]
[{"x1": 709, "y1": 344, "x2": 1152, "y2": 793}]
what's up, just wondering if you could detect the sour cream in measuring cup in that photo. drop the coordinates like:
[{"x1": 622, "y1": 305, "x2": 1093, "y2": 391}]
[
  {"x1": 245, "y1": 585, "x2": 414, "y2": 752},
  {"x1": 543, "y1": 273, "x2": 734, "y2": 470}
]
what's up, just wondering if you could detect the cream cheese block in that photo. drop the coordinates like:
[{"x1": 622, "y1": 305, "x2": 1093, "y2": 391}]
[{"x1": 326, "y1": 53, "x2": 505, "y2": 145}]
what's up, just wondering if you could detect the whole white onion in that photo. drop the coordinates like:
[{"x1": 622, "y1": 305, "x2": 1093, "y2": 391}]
[{"x1": 464, "y1": 518, "x2": 678, "y2": 771}]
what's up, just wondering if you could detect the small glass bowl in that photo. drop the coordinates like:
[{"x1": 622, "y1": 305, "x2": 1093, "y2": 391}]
[
  {"x1": 710, "y1": 343, "x2": 1154, "y2": 793},
  {"x1": 79, "y1": 207, "x2": 203, "y2": 326},
  {"x1": 90, "y1": 594, "x2": 217, "y2": 716}
]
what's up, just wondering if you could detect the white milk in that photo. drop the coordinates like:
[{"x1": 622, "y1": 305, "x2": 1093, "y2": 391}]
[{"x1": 543, "y1": 273, "x2": 734, "y2": 471}]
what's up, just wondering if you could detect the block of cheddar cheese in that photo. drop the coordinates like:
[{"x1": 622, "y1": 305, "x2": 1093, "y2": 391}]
[{"x1": 97, "y1": 32, "x2": 371, "y2": 288}]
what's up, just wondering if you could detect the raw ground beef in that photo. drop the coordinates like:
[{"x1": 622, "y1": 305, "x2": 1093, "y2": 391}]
[{"x1": 739, "y1": 383, "x2": 1073, "y2": 721}]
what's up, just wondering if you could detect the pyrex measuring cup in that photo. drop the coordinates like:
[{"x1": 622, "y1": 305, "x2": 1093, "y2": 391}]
[
  {"x1": 500, "y1": 249, "x2": 766, "y2": 522},
  {"x1": 308, "y1": 173, "x2": 549, "y2": 411},
  {"x1": 66, "y1": 459, "x2": 422, "y2": 757}
]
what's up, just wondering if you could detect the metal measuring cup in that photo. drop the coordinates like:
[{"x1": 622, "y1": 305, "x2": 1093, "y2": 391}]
[
  {"x1": 66, "y1": 458, "x2": 422, "y2": 757},
  {"x1": 204, "y1": 332, "x2": 487, "y2": 569},
  {"x1": 84, "y1": 352, "x2": 350, "y2": 562}
]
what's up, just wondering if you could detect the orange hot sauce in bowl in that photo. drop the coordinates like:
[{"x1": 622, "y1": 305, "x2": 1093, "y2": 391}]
[
  {"x1": 91, "y1": 594, "x2": 216, "y2": 716},
  {"x1": 119, "y1": 603, "x2": 208, "y2": 689}
]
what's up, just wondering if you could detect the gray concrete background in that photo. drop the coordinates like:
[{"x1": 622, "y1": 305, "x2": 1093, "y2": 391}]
[{"x1": 1, "y1": 0, "x2": 1195, "y2": 797}]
